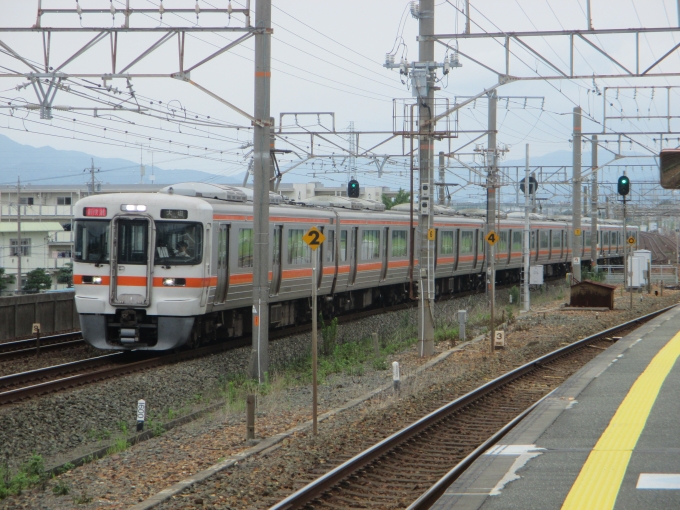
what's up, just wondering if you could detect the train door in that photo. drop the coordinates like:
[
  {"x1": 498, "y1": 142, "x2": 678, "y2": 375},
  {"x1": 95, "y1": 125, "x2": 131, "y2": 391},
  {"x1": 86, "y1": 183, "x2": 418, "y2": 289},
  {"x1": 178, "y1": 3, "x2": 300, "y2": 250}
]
[
  {"x1": 110, "y1": 215, "x2": 154, "y2": 307},
  {"x1": 271, "y1": 225, "x2": 283, "y2": 296},
  {"x1": 214, "y1": 224, "x2": 230, "y2": 304},
  {"x1": 380, "y1": 227, "x2": 389, "y2": 281},
  {"x1": 349, "y1": 227, "x2": 358, "y2": 285}
]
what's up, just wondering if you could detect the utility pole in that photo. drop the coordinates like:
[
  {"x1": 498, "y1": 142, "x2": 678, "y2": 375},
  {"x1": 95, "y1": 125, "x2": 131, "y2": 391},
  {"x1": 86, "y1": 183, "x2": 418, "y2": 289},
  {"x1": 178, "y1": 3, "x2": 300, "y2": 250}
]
[
  {"x1": 250, "y1": 0, "x2": 272, "y2": 382},
  {"x1": 439, "y1": 151, "x2": 446, "y2": 205},
  {"x1": 16, "y1": 177, "x2": 21, "y2": 293},
  {"x1": 487, "y1": 90, "x2": 498, "y2": 354},
  {"x1": 417, "y1": 0, "x2": 435, "y2": 357},
  {"x1": 85, "y1": 158, "x2": 99, "y2": 195},
  {"x1": 572, "y1": 107, "x2": 583, "y2": 282},
  {"x1": 523, "y1": 144, "x2": 530, "y2": 313},
  {"x1": 590, "y1": 135, "x2": 598, "y2": 271}
]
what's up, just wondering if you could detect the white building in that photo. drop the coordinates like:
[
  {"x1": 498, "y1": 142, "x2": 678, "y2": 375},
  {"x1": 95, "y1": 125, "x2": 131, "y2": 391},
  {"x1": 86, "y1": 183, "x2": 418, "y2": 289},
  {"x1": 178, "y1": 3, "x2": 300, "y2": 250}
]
[{"x1": 0, "y1": 222, "x2": 72, "y2": 292}]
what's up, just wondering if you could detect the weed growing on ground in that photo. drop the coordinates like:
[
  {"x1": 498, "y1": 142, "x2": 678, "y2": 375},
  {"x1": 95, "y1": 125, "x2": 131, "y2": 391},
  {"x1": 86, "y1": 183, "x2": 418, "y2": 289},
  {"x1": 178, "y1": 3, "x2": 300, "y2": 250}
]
[
  {"x1": 117, "y1": 421, "x2": 128, "y2": 435},
  {"x1": 106, "y1": 438, "x2": 128, "y2": 455},
  {"x1": 73, "y1": 489, "x2": 92, "y2": 504},
  {"x1": 320, "y1": 314, "x2": 339, "y2": 355},
  {"x1": 52, "y1": 479, "x2": 70, "y2": 496},
  {"x1": 0, "y1": 454, "x2": 47, "y2": 499}
]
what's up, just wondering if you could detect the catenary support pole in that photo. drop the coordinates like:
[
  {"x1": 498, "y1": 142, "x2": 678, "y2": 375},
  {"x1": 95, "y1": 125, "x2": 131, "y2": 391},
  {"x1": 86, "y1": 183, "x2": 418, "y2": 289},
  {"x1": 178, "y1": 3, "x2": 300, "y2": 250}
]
[
  {"x1": 591, "y1": 135, "x2": 598, "y2": 271},
  {"x1": 487, "y1": 90, "x2": 498, "y2": 354},
  {"x1": 16, "y1": 176, "x2": 21, "y2": 293},
  {"x1": 250, "y1": 0, "x2": 271, "y2": 382},
  {"x1": 523, "y1": 144, "x2": 530, "y2": 312},
  {"x1": 572, "y1": 107, "x2": 582, "y2": 283},
  {"x1": 439, "y1": 151, "x2": 445, "y2": 205},
  {"x1": 417, "y1": 0, "x2": 435, "y2": 357}
]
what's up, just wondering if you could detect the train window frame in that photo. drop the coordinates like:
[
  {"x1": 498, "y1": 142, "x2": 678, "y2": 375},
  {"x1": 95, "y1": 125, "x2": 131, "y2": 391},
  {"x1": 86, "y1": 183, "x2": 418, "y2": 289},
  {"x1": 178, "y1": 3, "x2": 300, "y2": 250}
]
[
  {"x1": 238, "y1": 228, "x2": 254, "y2": 268},
  {"x1": 512, "y1": 230, "x2": 522, "y2": 252},
  {"x1": 539, "y1": 230, "x2": 549, "y2": 249},
  {"x1": 551, "y1": 230, "x2": 562, "y2": 249},
  {"x1": 74, "y1": 219, "x2": 111, "y2": 264},
  {"x1": 361, "y1": 229, "x2": 381, "y2": 260},
  {"x1": 154, "y1": 221, "x2": 203, "y2": 266},
  {"x1": 460, "y1": 230, "x2": 474, "y2": 254},
  {"x1": 340, "y1": 230, "x2": 348, "y2": 262},
  {"x1": 440, "y1": 231, "x2": 454, "y2": 255},
  {"x1": 498, "y1": 231, "x2": 509, "y2": 254},
  {"x1": 288, "y1": 228, "x2": 311, "y2": 265},
  {"x1": 391, "y1": 230, "x2": 408, "y2": 257}
]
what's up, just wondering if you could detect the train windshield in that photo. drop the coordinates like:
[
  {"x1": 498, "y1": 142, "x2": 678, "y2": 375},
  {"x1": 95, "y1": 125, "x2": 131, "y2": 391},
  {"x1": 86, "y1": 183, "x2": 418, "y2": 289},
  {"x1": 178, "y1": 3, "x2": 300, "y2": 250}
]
[
  {"x1": 154, "y1": 222, "x2": 203, "y2": 265},
  {"x1": 74, "y1": 220, "x2": 110, "y2": 264}
]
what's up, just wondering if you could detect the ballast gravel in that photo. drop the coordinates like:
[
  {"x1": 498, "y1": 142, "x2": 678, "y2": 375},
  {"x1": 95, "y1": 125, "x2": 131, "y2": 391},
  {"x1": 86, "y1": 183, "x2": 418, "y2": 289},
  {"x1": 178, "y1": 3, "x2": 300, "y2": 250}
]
[{"x1": 1, "y1": 287, "x2": 677, "y2": 509}]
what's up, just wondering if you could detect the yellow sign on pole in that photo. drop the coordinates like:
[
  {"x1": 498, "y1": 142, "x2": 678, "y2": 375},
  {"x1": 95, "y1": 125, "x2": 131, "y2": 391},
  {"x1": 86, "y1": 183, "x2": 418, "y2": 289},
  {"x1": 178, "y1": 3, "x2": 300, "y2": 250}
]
[
  {"x1": 485, "y1": 231, "x2": 499, "y2": 245},
  {"x1": 303, "y1": 226, "x2": 326, "y2": 251},
  {"x1": 574, "y1": 228, "x2": 582, "y2": 236},
  {"x1": 427, "y1": 228, "x2": 436, "y2": 241},
  {"x1": 628, "y1": 236, "x2": 636, "y2": 245}
]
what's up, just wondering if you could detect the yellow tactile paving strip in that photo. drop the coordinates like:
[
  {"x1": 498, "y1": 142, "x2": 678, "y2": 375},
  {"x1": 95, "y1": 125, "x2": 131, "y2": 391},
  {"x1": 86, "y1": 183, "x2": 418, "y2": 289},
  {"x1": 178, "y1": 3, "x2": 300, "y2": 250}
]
[{"x1": 561, "y1": 331, "x2": 680, "y2": 510}]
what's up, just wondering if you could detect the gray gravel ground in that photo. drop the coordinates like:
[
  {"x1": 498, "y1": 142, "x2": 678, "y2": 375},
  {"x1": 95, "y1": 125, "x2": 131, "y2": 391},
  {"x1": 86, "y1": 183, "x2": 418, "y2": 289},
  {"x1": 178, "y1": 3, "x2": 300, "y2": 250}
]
[{"x1": 0, "y1": 285, "x2": 676, "y2": 509}]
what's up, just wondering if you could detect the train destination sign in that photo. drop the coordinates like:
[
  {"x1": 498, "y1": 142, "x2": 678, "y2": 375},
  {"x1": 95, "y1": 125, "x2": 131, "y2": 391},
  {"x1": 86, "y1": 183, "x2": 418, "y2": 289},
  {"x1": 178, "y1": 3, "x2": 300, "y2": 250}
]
[
  {"x1": 303, "y1": 227, "x2": 325, "y2": 250},
  {"x1": 485, "y1": 231, "x2": 498, "y2": 246}
]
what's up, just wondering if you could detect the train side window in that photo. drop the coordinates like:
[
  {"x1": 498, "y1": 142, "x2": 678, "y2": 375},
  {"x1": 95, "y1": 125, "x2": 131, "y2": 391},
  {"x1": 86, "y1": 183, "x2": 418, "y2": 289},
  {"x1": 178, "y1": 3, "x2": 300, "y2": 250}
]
[
  {"x1": 512, "y1": 231, "x2": 522, "y2": 252},
  {"x1": 440, "y1": 231, "x2": 454, "y2": 255},
  {"x1": 603, "y1": 230, "x2": 610, "y2": 246},
  {"x1": 326, "y1": 230, "x2": 335, "y2": 263},
  {"x1": 460, "y1": 231, "x2": 474, "y2": 253},
  {"x1": 530, "y1": 231, "x2": 536, "y2": 249},
  {"x1": 288, "y1": 229, "x2": 311, "y2": 265},
  {"x1": 238, "y1": 228, "x2": 254, "y2": 268},
  {"x1": 552, "y1": 230, "x2": 561, "y2": 248},
  {"x1": 540, "y1": 230, "x2": 549, "y2": 249},
  {"x1": 498, "y1": 231, "x2": 509, "y2": 254},
  {"x1": 361, "y1": 230, "x2": 380, "y2": 260},
  {"x1": 585, "y1": 229, "x2": 592, "y2": 247},
  {"x1": 340, "y1": 230, "x2": 348, "y2": 262},
  {"x1": 273, "y1": 227, "x2": 281, "y2": 265},
  {"x1": 392, "y1": 230, "x2": 407, "y2": 257}
]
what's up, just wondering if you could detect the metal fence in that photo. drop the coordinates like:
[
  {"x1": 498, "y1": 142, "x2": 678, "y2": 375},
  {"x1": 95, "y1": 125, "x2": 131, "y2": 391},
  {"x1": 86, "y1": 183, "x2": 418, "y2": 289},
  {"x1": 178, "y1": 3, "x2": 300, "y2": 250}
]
[{"x1": 598, "y1": 265, "x2": 678, "y2": 285}]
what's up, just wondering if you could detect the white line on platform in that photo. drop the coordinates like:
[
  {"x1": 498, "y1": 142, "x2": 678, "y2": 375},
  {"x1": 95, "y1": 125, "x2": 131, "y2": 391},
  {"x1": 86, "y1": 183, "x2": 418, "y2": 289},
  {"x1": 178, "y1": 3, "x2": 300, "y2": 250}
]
[{"x1": 637, "y1": 473, "x2": 680, "y2": 489}]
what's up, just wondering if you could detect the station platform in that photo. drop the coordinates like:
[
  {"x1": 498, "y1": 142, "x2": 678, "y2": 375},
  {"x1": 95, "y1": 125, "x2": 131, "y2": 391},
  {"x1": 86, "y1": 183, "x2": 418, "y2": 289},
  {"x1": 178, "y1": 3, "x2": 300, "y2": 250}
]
[{"x1": 433, "y1": 305, "x2": 680, "y2": 510}]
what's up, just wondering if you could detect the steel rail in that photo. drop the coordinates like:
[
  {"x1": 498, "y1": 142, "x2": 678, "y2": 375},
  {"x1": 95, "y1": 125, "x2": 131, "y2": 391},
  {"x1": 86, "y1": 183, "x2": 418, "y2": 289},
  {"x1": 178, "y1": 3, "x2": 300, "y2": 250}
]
[
  {"x1": 0, "y1": 332, "x2": 85, "y2": 360},
  {"x1": 0, "y1": 338, "x2": 252, "y2": 406},
  {"x1": 271, "y1": 304, "x2": 677, "y2": 510}
]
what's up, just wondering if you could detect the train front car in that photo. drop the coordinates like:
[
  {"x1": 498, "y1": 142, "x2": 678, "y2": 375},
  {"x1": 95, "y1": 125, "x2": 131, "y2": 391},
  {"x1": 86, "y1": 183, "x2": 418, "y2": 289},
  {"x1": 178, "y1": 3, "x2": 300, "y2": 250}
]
[{"x1": 73, "y1": 193, "x2": 212, "y2": 350}]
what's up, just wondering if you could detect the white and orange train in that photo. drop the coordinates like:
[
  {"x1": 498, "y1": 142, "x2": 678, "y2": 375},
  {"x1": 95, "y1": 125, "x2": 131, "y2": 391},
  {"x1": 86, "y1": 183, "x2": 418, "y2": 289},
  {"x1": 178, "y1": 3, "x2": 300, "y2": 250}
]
[{"x1": 72, "y1": 183, "x2": 635, "y2": 351}]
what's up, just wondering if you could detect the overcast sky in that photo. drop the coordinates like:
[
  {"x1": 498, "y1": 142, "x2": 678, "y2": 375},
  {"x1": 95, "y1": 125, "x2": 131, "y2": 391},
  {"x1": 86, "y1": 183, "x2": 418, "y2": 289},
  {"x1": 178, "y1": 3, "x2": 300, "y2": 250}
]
[{"x1": 1, "y1": 0, "x2": 680, "y2": 197}]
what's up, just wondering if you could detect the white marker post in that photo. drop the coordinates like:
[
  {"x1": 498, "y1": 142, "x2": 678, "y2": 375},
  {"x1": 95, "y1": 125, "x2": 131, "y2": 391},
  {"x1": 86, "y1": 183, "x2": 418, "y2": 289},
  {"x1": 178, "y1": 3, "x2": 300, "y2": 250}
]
[
  {"x1": 458, "y1": 310, "x2": 466, "y2": 342},
  {"x1": 32, "y1": 323, "x2": 41, "y2": 357},
  {"x1": 303, "y1": 226, "x2": 325, "y2": 436},
  {"x1": 392, "y1": 362, "x2": 401, "y2": 393},
  {"x1": 136, "y1": 399, "x2": 146, "y2": 432}
]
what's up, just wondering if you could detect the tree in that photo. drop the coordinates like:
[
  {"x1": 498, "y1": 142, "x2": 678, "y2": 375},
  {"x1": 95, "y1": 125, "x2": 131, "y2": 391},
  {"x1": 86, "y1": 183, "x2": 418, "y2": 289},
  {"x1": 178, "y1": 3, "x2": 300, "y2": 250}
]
[
  {"x1": 24, "y1": 268, "x2": 52, "y2": 293},
  {"x1": 57, "y1": 262, "x2": 73, "y2": 287},
  {"x1": 0, "y1": 268, "x2": 15, "y2": 293},
  {"x1": 382, "y1": 188, "x2": 410, "y2": 210}
]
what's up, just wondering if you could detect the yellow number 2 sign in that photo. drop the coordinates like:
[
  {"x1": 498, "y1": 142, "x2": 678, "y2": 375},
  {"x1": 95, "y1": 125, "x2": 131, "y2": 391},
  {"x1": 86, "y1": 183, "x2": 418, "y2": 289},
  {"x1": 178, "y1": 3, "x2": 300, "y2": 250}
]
[{"x1": 303, "y1": 226, "x2": 326, "y2": 251}]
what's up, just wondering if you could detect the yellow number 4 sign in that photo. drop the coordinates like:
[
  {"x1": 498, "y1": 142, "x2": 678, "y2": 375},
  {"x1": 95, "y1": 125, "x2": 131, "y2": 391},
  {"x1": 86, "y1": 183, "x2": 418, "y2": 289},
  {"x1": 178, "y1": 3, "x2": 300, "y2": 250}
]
[
  {"x1": 485, "y1": 231, "x2": 499, "y2": 245},
  {"x1": 303, "y1": 226, "x2": 326, "y2": 250}
]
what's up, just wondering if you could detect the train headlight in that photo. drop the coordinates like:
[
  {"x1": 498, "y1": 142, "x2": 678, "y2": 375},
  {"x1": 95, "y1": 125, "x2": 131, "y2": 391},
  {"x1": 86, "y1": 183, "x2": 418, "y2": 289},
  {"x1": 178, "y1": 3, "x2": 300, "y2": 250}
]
[
  {"x1": 121, "y1": 204, "x2": 147, "y2": 212},
  {"x1": 162, "y1": 278, "x2": 186, "y2": 287}
]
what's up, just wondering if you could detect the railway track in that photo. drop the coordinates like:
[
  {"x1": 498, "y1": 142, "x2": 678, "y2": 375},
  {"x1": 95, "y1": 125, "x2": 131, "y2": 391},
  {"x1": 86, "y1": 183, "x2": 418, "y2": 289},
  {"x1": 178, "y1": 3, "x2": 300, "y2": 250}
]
[
  {"x1": 270, "y1": 305, "x2": 675, "y2": 510},
  {"x1": 0, "y1": 332, "x2": 85, "y2": 361},
  {"x1": 0, "y1": 278, "x2": 560, "y2": 406}
]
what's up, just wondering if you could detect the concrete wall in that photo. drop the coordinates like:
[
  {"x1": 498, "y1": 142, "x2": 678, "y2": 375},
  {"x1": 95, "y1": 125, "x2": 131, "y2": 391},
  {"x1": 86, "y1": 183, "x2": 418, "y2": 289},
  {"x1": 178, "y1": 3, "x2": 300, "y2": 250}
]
[{"x1": 0, "y1": 291, "x2": 78, "y2": 341}]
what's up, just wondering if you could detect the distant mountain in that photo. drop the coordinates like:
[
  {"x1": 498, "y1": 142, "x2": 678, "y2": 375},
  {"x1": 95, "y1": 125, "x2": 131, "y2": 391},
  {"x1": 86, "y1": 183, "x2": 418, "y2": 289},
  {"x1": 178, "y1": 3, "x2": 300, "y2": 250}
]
[{"x1": 0, "y1": 134, "x2": 242, "y2": 186}]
